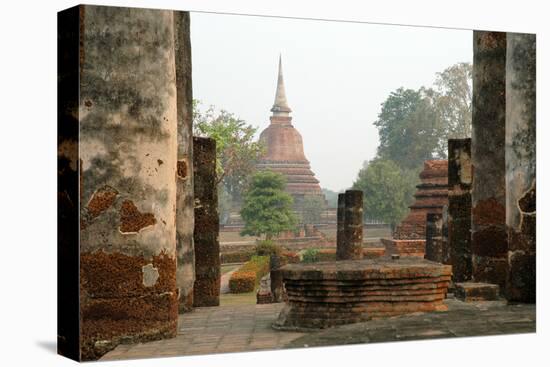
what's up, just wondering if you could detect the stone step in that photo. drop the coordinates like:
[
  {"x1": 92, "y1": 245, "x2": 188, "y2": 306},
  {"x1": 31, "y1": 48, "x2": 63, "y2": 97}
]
[{"x1": 454, "y1": 282, "x2": 499, "y2": 301}]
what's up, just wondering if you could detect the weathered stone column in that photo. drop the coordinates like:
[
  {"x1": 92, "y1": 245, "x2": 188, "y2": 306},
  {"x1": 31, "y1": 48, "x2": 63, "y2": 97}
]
[
  {"x1": 448, "y1": 138, "x2": 473, "y2": 282},
  {"x1": 505, "y1": 33, "x2": 536, "y2": 302},
  {"x1": 270, "y1": 255, "x2": 285, "y2": 303},
  {"x1": 335, "y1": 193, "x2": 346, "y2": 259},
  {"x1": 425, "y1": 213, "x2": 443, "y2": 262},
  {"x1": 75, "y1": 5, "x2": 182, "y2": 360},
  {"x1": 471, "y1": 31, "x2": 508, "y2": 290},
  {"x1": 173, "y1": 12, "x2": 195, "y2": 313},
  {"x1": 441, "y1": 205, "x2": 451, "y2": 265},
  {"x1": 193, "y1": 137, "x2": 221, "y2": 306},
  {"x1": 337, "y1": 190, "x2": 363, "y2": 260}
]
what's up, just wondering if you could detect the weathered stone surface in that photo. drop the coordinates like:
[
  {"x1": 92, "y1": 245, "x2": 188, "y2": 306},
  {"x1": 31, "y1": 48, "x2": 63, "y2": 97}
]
[
  {"x1": 394, "y1": 160, "x2": 449, "y2": 240},
  {"x1": 425, "y1": 213, "x2": 443, "y2": 262},
  {"x1": 57, "y1": 5, "x2": 80, "y2": 361},
  {"x1": 273, "y1": 258, "x2": 451, "y2": 329},
  {"x1": 381, "y1": 238, "x2": 426, "y2": 258},
  {"x1": 448, "y1": 138, "x2": 472, "y2": 282},
  {"x1": 193, "y1": 137, "x2": 221, "y2": 307},
  {"x1": 256, "y1": 57, "x2": 324, "y2": 207},
  {"x1": 505, "y1": 33, "x2": 536, "y2": 303},
  {"x1": 472, "y1": 31, "x2": 508, "y2": 291},
  {"x1": 454, "y1": 282, "x2": 499, "y2": 301},
  {"x1": 174, "y1": 12, "x2": 195, "y2": 313},
  {"x1": 66, "y1": 5, "x2": 185, "y2": 360},
  {"x1": 337, "y1": 190, "x2": 364, "y2": 260},
  {"x1": 257, "y1": 273, "x2": 274, "y2": 304}
]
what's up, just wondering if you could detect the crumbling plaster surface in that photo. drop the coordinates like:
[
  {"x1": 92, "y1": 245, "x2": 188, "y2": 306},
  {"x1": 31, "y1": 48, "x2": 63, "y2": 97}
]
[{"x1": 79, "y1": 6, "x2": 178, "y2": 258}]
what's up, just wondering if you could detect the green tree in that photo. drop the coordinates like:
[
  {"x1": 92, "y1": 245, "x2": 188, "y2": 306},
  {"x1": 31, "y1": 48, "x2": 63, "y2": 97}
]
[
  {"x1": 301, "y1": 195, "x2": 326, "y2": 224},
  {"x1": 352, "y1": 159, "x2": 419, "y2": 228},
  {"x1": 193, "y1": 100, "x2": 265, "y2": 202},
  {"x1": 374, "y1": 88, "x2": 441, "y2": 170},
  {"x1": 432, "y1": 62, "x2": 473, "y2": 156},
  {"x1": 240, "y1": 171, "x2": 297, "y2": 240}
]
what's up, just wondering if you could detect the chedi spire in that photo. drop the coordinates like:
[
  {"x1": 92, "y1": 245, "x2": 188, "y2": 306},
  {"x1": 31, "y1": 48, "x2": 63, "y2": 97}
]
[
  {"x1": 271, "y1": 54, "x2": 292, "y2": 115},
  {"x1": 257, "y1": 55, "x2": 324, "y2": 209}
]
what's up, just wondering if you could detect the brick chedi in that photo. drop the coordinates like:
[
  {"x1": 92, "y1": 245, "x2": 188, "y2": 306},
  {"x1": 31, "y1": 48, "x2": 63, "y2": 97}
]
[
  {"x1": 382, "y1": 160, "x2": 448, "y2": 258},
  {"x1": 394, "y1": 160, "x2": 449, "y2": 239},
  {"x1": 257, "y1": 56, "x2": 324, "y2": 208}
]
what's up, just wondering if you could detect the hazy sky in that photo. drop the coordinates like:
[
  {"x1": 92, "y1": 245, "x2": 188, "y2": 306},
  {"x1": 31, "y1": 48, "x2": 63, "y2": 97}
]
[{"x1": 190, "y1": 12, "x2": 472, "y2": 192}]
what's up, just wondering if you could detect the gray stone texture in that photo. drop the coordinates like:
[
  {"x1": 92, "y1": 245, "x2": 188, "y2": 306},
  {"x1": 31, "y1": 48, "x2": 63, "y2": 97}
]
[
  {"x1": 448, "y1": 138, "x2": 473, "y2": 282},
  {"x1": 471, "y1": 31, "x2": 508, "y2": 291},
  {"x1": 174, "y1": 12, "x2": 196, "y2": 313},
  {"x1": 505, "y1": 33, "x2": 536, "y2": 303}
]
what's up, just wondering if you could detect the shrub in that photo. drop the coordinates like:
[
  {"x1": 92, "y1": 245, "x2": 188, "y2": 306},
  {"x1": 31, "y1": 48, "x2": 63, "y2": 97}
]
[
  {"x1": 302, "y1": 249, "x2": 319, "y2": 263},
  {"x1": 228, "y1": 256, "x2": 270, "y2": 293},
  {"x1": 255, "y1": 240, "x2": 284, "y2": 257},
  {"x1": 228, "y1": 271, "x2": 256, "y2": 293},
  {"x1": 220, "y1": 250, "x2": 255, "y2": 264}
]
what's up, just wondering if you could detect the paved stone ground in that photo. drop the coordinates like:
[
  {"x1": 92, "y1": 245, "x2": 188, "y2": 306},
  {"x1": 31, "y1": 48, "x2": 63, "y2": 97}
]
[
  {"x1": 286, "y1": 298, "x2": 535, "y2": 348},
  {"x1": 101, "y1": 298, "x2": 535, "y2": 361},
  {"x1": 101, "y1": 303, "x2": 303, "y2": 361}
]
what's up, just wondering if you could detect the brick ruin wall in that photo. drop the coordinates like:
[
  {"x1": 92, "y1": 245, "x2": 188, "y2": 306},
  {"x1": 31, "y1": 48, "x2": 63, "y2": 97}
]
[{"x1": 193, "y1": 137, "x2": 221, "y2": 307}]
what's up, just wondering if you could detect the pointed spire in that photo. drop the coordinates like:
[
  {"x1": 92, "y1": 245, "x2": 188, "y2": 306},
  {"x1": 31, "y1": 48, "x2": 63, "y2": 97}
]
[{"x1": 271, "y1": 54, "x2": 292, "y2": 115}]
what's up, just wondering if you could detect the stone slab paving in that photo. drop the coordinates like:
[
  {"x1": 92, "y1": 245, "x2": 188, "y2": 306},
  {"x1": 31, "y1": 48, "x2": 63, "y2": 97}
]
[
  {"x1": 101, "y1": 303, "x2": 304, "y2": 361},
  {"x1": 285, "y1": 298, "x2": 535, "y2": 348},
  {"x1": 102, "y1": 298, "x2": 535, "y2": 361}
]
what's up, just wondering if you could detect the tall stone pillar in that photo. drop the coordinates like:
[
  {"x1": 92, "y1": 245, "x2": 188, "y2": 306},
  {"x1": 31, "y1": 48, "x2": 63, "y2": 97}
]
[
  {"x1": 425, "y1": 213, "x2": 443, "y2": 262},
  {"x1": 448, "y1": 138, "x2": 473, "y2": 282},
  {"x1": 70, "y1": 5, "x2": 185, "y2": 360},
  {"x1": 505, "y1": 33, "x2": 536, "y2": 303},
  {"x1": 471, "y1": 31, "x2": 508, "y2": 290},
  {"x1": 193, "y1": 137, "x2": 221, "y2": 306},
  {"x1": 337, "y1": 190, "x2": 363, "y2": 260},
  {"x1": 336, "y1": 193, "x2": 346, "y2": 259},
  {"x1": 173, "y1": 12, "x2": 195, "y2": 313}
]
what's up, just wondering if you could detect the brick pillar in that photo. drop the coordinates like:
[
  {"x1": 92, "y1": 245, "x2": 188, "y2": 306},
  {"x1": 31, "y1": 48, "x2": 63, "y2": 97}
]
[
  {"x1": 173, "y1": 12, "x2": 195, "y2": 313},
  {"x1": 337, "y1": 190, "x2": 364, "y2": 260},
  {"x1": 471, "y1": 31, "x2": 508, "y2": 290},
  {"x1": 505, "y1": 33, "x2": 536, "y2": 302},
  {"x1": 336, "y1": 193, "x2": 346, "y2": 259},
  {"x1": 425, "y1": 213, "x2": 443, "y2": 262},
  {"x1": 448, "y1": 138, "x2": 473, "y2": 282},
  {"x1": 69, "y1": 5, "x2": 183, "y2": 360},
  {"x1": 193, "y1": 137, "x2": 221, "y2": 306}
]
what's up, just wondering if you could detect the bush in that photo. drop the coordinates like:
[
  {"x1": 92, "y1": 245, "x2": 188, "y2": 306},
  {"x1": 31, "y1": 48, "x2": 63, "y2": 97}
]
[
  {"x1": 255, "y1": 240, "x2": 284, "y2": 257},
  {"x1": 220, "y1": 250, "x2": 255, "y2": 264},
  {"x1": 302, "y1": 249, "x2": 320, "y2": 263},
  {"x1": 229, "y1": 256, "x2": 270, "y2": 293},
  {"x1": 228, "y1": 271, "x2": 256, "y2": 293}
]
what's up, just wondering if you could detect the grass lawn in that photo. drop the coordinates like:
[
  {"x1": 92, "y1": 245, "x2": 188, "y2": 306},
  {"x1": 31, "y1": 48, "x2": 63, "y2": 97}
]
[{"x1": 220, "y1": 291, "x2": 257, "y2": 306}]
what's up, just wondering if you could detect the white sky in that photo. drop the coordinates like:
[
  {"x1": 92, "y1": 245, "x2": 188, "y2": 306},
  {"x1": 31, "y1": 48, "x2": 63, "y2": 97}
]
[{"x1": 190, "y1": 12, "x2": 472, "y2": 192}]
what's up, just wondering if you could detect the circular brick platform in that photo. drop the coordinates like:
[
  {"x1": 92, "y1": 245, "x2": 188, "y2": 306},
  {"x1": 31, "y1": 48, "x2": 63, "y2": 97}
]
[{"x1": 273, "y1": 258, "x2": 452, "y2": 330}]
